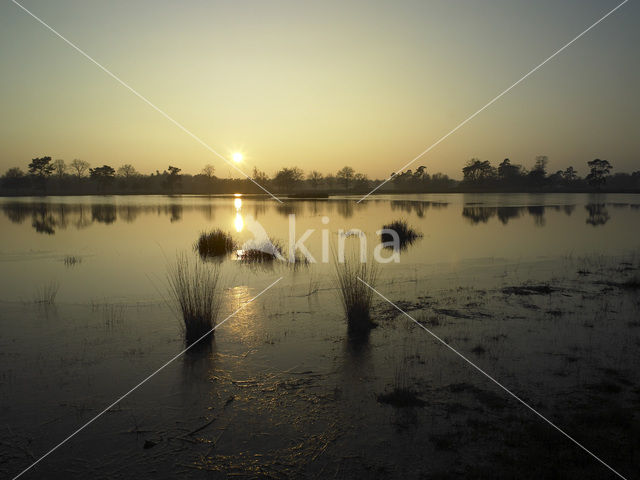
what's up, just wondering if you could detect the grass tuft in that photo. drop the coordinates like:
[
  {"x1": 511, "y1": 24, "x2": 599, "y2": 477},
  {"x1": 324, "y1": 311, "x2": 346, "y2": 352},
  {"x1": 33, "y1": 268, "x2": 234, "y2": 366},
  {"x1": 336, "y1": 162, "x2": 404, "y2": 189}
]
[
  {"x1": 238, "y1": 238, "x2": 284, "y2": 263},
  {"x1": 34, "y1": 281, "x2": 59, "y2": 304},
  {"x1": 334, "y1": 254, "x2": 378, "y2": 332},
  {"x1": 63, "y1": 255, "x2": 82, "y2": 267},
  {"x1": 167, "y1": 253, "x2": 222, "y2": 345},
  {"x1": 237, "y1": 239, "x2": 309, "y2": 266},
  {"x1": 195, "y1": 229, "x2": 235, "y2": 259},
  {"x1": 380, "y1": 219, "x2": 422, "y2": 249}
]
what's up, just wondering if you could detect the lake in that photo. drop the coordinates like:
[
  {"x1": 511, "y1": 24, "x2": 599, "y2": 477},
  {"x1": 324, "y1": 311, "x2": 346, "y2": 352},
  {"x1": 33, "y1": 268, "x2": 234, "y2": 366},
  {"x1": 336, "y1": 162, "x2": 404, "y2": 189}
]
[{"x1": 1, "y1": 193, "x2": 639, "y2": 478}]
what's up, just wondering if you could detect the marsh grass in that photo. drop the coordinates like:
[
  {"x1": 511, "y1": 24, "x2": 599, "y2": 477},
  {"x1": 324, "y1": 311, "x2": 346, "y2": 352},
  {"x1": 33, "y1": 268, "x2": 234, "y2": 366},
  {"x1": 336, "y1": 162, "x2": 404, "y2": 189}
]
[
  {"x1": 334, "y1": 254, "x2": 379, "y2": 332},
  {"x1": 63, "y1": 255, "x2": 82, "y2": 267},
  {"x1": 238, "y1": 238, "x2": 308, "y2": 267},
  {"x1": 167, "y1": 253, "x2": 222, "y2": 345},
  {"x1": 238, "y1": 238, "x2": 284, "y2": 263},
  {"x1": 34, "y1": 281, "x2": 59, "y2": 304},
  {"x1": 381, "y1": 219, "x2": 422, "y2": 249},
  {"x1": 378, "y1": 348, "x2": 425, "y2": 408},
  {"x1": 195, "y1": 229, "x2": 235, "y2": 259}
]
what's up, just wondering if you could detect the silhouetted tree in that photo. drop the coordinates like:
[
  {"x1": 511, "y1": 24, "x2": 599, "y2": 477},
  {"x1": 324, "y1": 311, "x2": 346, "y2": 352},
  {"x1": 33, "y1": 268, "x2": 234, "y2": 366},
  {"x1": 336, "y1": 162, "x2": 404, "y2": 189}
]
[
  {"x1": 337, "y1": 166, "x2": 355, "y2": 190},
  {"x1": 252, "y1": 167, "x2": 269, "y2": 185},
  {"x1": 28, "y1": 156, "x2": 54, "y2": 178},
  {"x1": 462, "y1": 159, "x2": 496, "y2": 184},
  {"x1": 308, "y1": 170, "x2": 324, "y2": 189},
  {"x1": 497, "y1": 158, "x2": 522, "y2": 181},
  {"x1": 414, "y1": 165, "x2": 428, "y2": 181},
  {"x1": 52, "y1": 159, "x2": 66, "y2": 178},
  {"x1": 586, "y1": 159, "x2": 612, "y2": 189},
  {"x1": 202, "y1": 164, "x2": 215, "y2": 179},
  {"x1": 273, "y1": 167, "x2": 304, "y2": 191},
  {"x1": 70, "y1": 159, "x2": 90, "y2": 178},
  {"x1": 562, "y1": 166, "x2": 578, "y2": 182},
  {"x1": 2, "y1": 167, "x2": 28, "y2": 190},
  {"x1": 90, "y1": 165, "x2": 116, "y2": 191},
  {"x1": 166, "y1": 166, "x2": 182, "y2": 192},
  {"x1": 117, "y1": 164, "x2": 138, "y2": 178},
  {"x1": 527, "y1": 155, "x2": 548, "y2": 187},
  {"x1": 353, "y1": 173, "x2": 369, "y2": 189}
]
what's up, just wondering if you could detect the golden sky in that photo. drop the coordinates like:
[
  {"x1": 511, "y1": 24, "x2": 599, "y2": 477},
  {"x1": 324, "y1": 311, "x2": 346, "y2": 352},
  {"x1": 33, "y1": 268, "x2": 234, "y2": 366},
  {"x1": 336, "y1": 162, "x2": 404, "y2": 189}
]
[{"x1": 1, "y1": 0, "x2": 638, "y2": 179}]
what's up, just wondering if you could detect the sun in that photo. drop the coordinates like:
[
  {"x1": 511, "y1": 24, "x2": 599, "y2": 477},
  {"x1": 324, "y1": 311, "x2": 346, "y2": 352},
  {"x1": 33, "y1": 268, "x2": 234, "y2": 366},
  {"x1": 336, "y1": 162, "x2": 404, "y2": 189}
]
[{"x1": 232, "y1": 152, "x2": 243, "y2": 163}]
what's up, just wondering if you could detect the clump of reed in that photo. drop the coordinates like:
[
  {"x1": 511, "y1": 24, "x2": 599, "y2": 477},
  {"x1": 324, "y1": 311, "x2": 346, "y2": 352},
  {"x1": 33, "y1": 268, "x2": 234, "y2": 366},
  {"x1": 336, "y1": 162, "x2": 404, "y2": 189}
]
[
  {"x1": 167, "y1": 253, "x2": 222, "y2": 345},
  {"x1": 63, "y1": 255, "x2": 82, "y2": 267},
  {"x1": 238, "y1": 238, "x2": 284, "y2": 263},
  {"x1": 34, "y1": 281, "x2": 60, "y2": 305},
  {"x1": 195, "y1": 229, "x2": 236, "y2": 259},
  {"x1": 334, "y1": 255, "x2": 379, "y2": 332},
  {"x1": 380, "y1": 219, "x2": 422, "y2": 249}
]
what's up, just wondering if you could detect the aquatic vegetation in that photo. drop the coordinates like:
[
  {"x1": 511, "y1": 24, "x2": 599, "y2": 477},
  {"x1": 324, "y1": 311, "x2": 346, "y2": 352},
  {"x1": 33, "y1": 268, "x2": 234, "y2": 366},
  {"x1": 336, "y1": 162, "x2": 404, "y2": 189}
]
[
  {"x1": 33, "y1": 281, "x2": 60, "y2": 304},
  {"x1": 334, "y1": 255, "x2": 378, "y2": 332},
  {"x1": 380, "y1": 219, "x2": 422, "y2": 249},
  {"x1": 196, "y1": 229, "x2": 236, "y2": 259},
  {"x1": 63, "y1": 255, "x2": 82, "y2": 267},
  {"x1": 237, "y1": 238, "x2": 308, "y2": 266},
  {"x1": 237, "y1": 238, "x2": 284, "y2": 263},
  {"x1": 167, "y1": 253, "x2": 222, "y2": 345}
]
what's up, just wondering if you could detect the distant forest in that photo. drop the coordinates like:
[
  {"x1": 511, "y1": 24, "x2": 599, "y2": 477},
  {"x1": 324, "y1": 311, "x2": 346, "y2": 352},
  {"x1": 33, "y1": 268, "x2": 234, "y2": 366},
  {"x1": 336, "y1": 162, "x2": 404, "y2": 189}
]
[{"x1": 1, "y1": 155, "x2": 639, "y2": 196}]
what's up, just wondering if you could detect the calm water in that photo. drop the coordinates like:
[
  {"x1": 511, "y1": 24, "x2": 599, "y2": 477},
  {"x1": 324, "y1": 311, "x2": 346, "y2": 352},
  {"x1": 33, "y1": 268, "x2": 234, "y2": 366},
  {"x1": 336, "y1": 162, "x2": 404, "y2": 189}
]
[
  {"x1": 0, "y1": 193, "x2": 638, "y2": 303},
  {"x1": 1, "y1": 193, "x2": 639, "y2": 478}
]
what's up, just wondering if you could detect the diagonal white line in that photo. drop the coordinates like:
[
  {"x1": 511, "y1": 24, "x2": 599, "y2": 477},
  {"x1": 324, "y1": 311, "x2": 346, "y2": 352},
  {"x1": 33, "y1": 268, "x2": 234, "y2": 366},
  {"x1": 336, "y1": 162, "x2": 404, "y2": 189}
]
[
  {"x1": 11, "y1": 276, "x2": 283, "y2": 480},
  {"x1": 11, "y1": 0, "x2": 283, "y2": 204},
  {"x1": 358, "y1": 0, "x2": 629, "y2": 203},
  {"x1": 357, "y1": 277, "x2": 628, "y2": 480}
]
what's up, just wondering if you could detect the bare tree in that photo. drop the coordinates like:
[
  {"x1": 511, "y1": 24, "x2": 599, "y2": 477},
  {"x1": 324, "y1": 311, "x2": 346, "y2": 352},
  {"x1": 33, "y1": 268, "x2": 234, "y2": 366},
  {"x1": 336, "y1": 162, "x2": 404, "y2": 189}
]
[
  {"x1": 70, "y1": 159, "x2": 90, "y2": 178},
  {"x1": 117, "y1": 164, "x2": 138, "y2": 178},
  {"x1": 336, "y1": 166, "x2": 355, "y2": 190},
  {"x1": 201, "y1": 164, "x2": 215, "y2": 179},
  {"x1": 252, "y1": 166, "x2": 269, "y2": 185},
  {"x1": 52, "y1": 159, "x2": 66, "y2": 178},
  {"x1": 308, "y1": 170, "x2": 324, "y2": 189}
]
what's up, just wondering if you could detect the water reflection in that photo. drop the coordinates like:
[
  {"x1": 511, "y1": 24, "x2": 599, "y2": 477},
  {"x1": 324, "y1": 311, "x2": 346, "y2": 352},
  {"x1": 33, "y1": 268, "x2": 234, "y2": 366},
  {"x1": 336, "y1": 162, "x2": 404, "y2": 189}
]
[
  {"x1": 234, "y1": 196, "x2": 244, "y2": 232},
  {"x1": 389, "y1": 200, "x2": 448, "y2": 217},
  {"x1": 0, "y1": 196, "x2": 631, "y2": 235},
  {"x1": 234, "y1": 213, "x2": 244, "y2": 232},
  {"x1": 585, "y1": 203, "x2": 610, "y2": 226},
  {"x1": 462, "y1": 204, "x2": 577, "y2": 227}
]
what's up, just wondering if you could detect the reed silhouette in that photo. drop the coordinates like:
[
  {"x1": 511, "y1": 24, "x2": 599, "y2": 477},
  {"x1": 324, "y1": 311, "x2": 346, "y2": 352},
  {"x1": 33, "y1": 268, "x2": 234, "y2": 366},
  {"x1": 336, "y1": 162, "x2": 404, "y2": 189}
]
[
  {"x1": 166, "y1": 253, "x2": 222, "y2": 345},
  {"x1": 381, "y1": 219, "x2": 422, "y2": 250},
  {"x1": 334, "y1": 254, "x2": 379, "y2": 333},
  {"x1": 196, "y1": 229, "x2": 236, "y2": 259}
]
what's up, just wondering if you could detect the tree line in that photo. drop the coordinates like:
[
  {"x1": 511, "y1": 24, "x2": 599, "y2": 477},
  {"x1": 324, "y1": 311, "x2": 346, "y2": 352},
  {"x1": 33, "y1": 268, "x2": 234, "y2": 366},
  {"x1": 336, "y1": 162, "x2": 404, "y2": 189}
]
[
  {"x1": 1, "y1": 155, "x2": 639, "y2": 195},
  {"x1": 457, "y1": 156, "x2": 638, "y2": 191}
]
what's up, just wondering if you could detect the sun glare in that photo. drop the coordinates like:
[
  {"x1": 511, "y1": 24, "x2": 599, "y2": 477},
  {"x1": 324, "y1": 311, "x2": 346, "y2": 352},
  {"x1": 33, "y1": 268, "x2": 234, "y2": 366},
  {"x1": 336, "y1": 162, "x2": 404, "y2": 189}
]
[{"x1": 232, "y1": 152, "x2": 243, "y2": 163}]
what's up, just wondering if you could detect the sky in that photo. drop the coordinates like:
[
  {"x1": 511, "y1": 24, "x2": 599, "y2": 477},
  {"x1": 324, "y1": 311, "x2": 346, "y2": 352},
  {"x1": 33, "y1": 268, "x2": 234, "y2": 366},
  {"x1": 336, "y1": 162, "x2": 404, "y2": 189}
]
[{"x1": 1, "y1": 0, "x2": 639, "y2": 179}]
